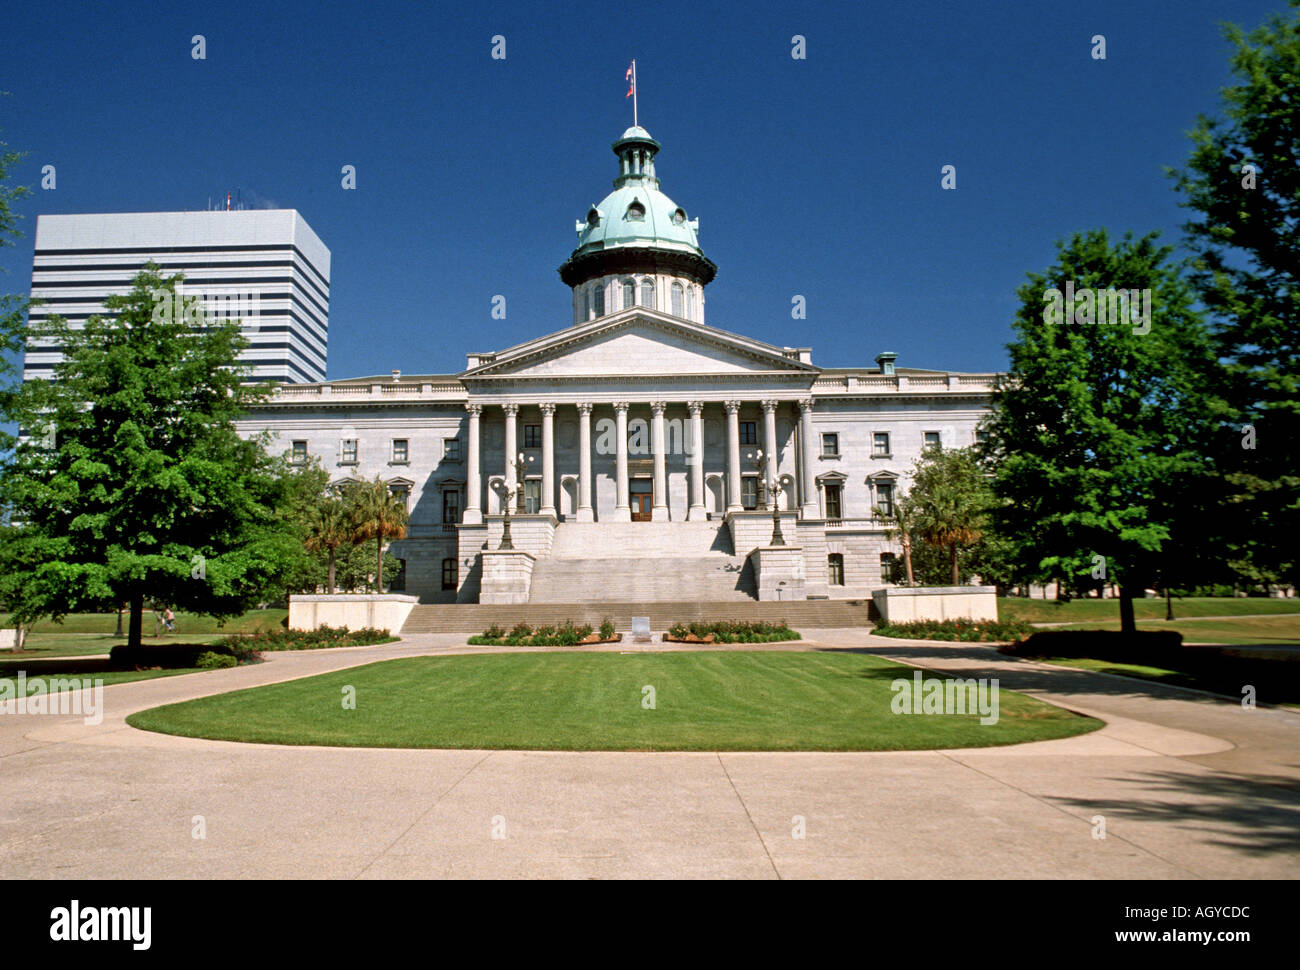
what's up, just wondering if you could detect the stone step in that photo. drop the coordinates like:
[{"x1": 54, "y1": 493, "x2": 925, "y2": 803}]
[
  {"x1": 400, "y1": 600, "x2": 876, "y2": 634},
  {"x1": 527, "y1": 554, "x2": 755, "y2": 603},
  {"x1": 548, "y1": 521, "x2": 732, "y2": 559}
]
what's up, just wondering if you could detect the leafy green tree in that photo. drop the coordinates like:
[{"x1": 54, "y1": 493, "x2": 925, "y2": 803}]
[
  {"x1": 880, "y1": 491, "x2": 918, "y2": 585},
  {"x1": 1169, "y1": 2, "x2": 1300, "y2": 590},
  {"x1": 343, "y1": 476, "x2": 407, "y2": 591},
  {"x1": 0, "y1": 266, "x2": 305, "y2": 647},
  {"x1": 985, "y1": 229, "x2": 1220, "y2": 633}
]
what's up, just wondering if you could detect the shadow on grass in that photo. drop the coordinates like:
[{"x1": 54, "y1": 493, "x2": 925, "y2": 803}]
[{"x1": 1048, "y1": 767, "x2": 1300, "y2": 857}]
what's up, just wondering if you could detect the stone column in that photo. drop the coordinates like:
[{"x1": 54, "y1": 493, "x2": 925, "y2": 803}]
[
  {"x1": 725, "y1": 400, "x2": 742, "y2": 513},
  {"x1": 539, "y1": 402, "x2": 556, "y2": 517},
  {"x1": 464, "y1": 402, "x2": 482, "y2": 524},
  {"x1": 687, "y1": 401, "x2": 706, "y2": 520},
  {"x1": 761, "y1": 399, "x2": 779, "y2": 506},
  {"x1": 613, "y1": 401, "x2": 630, "y2": 522},
  {"x1": 651, "y1": 401, "x2": 668, "y2": 520},
  {"x1": 576, "y1": 402, "x2": 594, "y2": 522},
  {"x1": 798, "y1": 398, "x2": 818, "y2": 518},
  {"x1": 503, "y1": 403, "x2": 518, "y2": 514}
]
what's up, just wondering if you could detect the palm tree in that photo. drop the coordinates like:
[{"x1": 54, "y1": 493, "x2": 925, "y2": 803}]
[
  {"x1": 303, "y1": 497, "x2": 350, "y2": 593},
  {"x1": 345, "y1": 476, "x2": 408, "y2": 592},
  {"x1": 910, "y1": 448, "x2": 989, "y2": 586},
  {"x1": 879, "y1": 492, "x2": 918, "y2": 586}
]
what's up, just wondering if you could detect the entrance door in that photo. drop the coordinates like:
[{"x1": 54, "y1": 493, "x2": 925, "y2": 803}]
[{"x1": 630, "y1": 479, "x2": 653, "y2": 521}]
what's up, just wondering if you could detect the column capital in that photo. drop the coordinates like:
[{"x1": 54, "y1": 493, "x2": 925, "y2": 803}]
[
  {"x1": 724, "y1": 400, "x2": 742, "y2": 415},
  {"x1": 539, "y1": 402, "x2": 556, "y2": 416},
  {"x1": 465, "y1": 402, "x2": 482, "y2": 416},
  {"x1": 688, "y1": 400, "x2": 704, "y2": 416},
  {"x1": 650, "y1": 401, "x2": 666, "y2": 415},
  {"x1": 761, "y1": 399, "x2": 779, "y2": 414},
  {"x1": 613, "y1": 401, "x2": 629, "y2": 413},
  {"x1": 502, "y1": 402, "x2": 519, "y2": 416},
  {"x1": 575, "y1": 401, "x2": 594, "y2": 415},
  {"x1": 797, "y1": 398, "x2": 815, "y2": 414}
]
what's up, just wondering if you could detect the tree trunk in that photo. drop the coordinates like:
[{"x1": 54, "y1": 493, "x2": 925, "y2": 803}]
[
  {"x1": 903, "y1": 538, "x2": 915, "y2": 586},
  {"x1": 128, "y1": 594, "x2": 144, "y2": 649},
  {"x1": 1118, "y1": 586, "x2": 1137, "y2": 635},
  {"x1": 327, "y1": 549, "x2": 336, "y2": 595},
  {"x1": 1165, "y1": 586, "x2": 1174, "y2": 621},
  {"x1": 376, "y1": 534, "x2": 383, "y2": 591},
  {"x1": 950, "y1": 544, "x2": 959, "y2": 585}
]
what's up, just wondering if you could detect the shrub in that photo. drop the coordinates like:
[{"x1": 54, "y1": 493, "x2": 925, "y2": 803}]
[
  {"x1": 600, "y1": 618, "x2": 616, "y2": 640},
  {"x1": 224, "y1": 626, "x2": 395, "y2": 652},
  {"x1": 484, "y1": 623, "x2": 506, "y2": 639},
  {"x1": 668, "y1": 619, "x2": 800, "y2": 643},
  {"x1": 195, "y1": 651, "x2": 237, "y2": 669},
  {"x1": 872, "y1": 618, "x2": 1031, "y2": 642},
  {"x1": 509, "y1": 621, "x2": 533, "y2": 639}
]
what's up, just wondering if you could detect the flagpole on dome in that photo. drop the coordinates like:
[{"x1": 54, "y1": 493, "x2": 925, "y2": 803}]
[{"x1": 626, "y1": 59, "x2": 638, "y2": 127}]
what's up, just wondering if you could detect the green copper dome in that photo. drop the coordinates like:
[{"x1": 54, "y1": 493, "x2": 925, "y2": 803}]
[{"x1": 558, "y1": 126, "x2": 717, "y2": 287}]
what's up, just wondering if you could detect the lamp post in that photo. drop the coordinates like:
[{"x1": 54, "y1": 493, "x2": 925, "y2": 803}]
[
  {"x1": 498, "y1": 452, "x2": 533, "y2": 551},
  {"x1": 752, "y1": 449, "x2": 785, "y2": 546}
]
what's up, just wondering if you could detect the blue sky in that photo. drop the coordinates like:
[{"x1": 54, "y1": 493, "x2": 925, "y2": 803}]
[{"x1": 0, "y1": 0, "x2": 1282, "y2": 378}]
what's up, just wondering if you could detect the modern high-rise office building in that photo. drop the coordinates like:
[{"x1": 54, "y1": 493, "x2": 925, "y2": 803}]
[{"x1": 25, "y1": 209, "x2": 330, "y2": 383}]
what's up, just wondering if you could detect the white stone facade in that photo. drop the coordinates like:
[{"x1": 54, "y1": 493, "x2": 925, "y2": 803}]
[{"x1": 235, "y1": 309, "x2": 996, "y2": 602}]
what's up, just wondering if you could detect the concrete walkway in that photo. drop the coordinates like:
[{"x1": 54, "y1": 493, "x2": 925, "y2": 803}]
[{"x1": 1, "y1": 630, "x2": 1297, "y2": 879}]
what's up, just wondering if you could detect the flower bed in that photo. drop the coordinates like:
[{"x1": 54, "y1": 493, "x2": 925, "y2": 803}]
[
  {"x1": 224, "y1": 626, "x2": 397, "y2": 652},
  {"x1": 468, "y1": 619, "x2": 621, "y2": 647},
  {"x1": 872, "y1": 618, "x2": 1031, "y2": 642},
  {"x1": 664, "y1": 620, "x2": 801, "y2": 644}
]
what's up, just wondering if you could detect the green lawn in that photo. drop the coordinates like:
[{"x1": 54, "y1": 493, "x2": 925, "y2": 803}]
[
  {"x1": 0, "y1": 659, "x2": 206, "y2": 692},
  {"x1": 999, "y1": 596, "x2": 1300, "y2": 625},
  {"x1": 1037, "y1": 657, "x2": 1300, "y2": 709},
  {"x1": 1, "y1": 609, "x2": 288, "y2": 658},
  {"x1": 126, "y1": 651, "x2": 1101, "y2": 751},
  {"x1": 1054, "y1": 614, "x2": 1300, "y2": 645}
]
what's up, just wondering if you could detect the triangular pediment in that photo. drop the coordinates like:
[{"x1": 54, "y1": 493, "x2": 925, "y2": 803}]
[{"x1": 463, "y1": 309, "x2": 818, "y2": 379}]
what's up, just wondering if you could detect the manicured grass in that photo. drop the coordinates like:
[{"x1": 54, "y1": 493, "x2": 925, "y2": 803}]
[
  {"x1": 0, "y1": 660, "x2": 205, "y2": 692},
  {"x1": 1054, "y1": 614, "x2": 1300, "y2": 645},
  {"x1": 0, "y1": 608, "x2": 287, "y2": 636},
  {"x1": 999, "y1": 596, "x2": 1300, "y2": 625},
  {"x1": 126, "y1": 651, "x2": 1101, "y2": 751},
  {"x1": 1037, "y1": 656, "x2": 1300, "y2": 709},
  {"x1": 4, "y1": 632, "x2": 236, "y2": 659}
]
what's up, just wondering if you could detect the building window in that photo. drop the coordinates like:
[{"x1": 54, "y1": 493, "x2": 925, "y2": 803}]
[
  {"x1": 640, "y1": 277, "x2": 655, "y2": 309},
  {"x1": 291, "y1": 440, "x2": 308, "y2": 464},
  {"x1": 740, "y1": 421, "x2": 757, "y2": 445},
  {"x1": 444, "y1": 438, "x2": 461, "y2": 461},
  {"x1": 441, "y1": 557, "x2": 458, "y2": 590},
  {"x1": 821, "y1": 432, "x2": 839, "y2": 457},
  {"x1": 392, "y1": 439, "x2": 408, "y2": 463},
  {"x1": 523, "y1": 479, "x2": 541, "y2": 514},
  {"x1": 880, "y1": 553, "x2": 897, "y2": 583},
  {"x1": 626, "y1": 201, "x2": 645, "y2": 221},
  {"x1": 443, "y1": 489, "x2": 460, "y2": 524},
  {"x1": 593, "y1": 282, "x2": 605, "y2": 317},
  {"x1": 523, "y1": 424, "x2": 541, "y2": 449},
  {"x1": 388, "y1": 484, "x2": 410, "y2": 513},
  {"x1": 923, "y1": 431, "x2": 941, "y2": 451},
  {"x1": 874, "y1": 482, "x2": 894, "y2": 518},
  {"x1": 341, "y1": 438, "x2": 358, "y2": 464},
  {"x1": 824, "y1": 482, "x2": 842, "y2": 520},
  {"x1": 671, "y1": 281, "x2": 683, "y2": 317},
  {"x1": 622, "y1": 278, "x2": 635, "y2": 309},
  {"x1": 390, "y1": 559, "x2": 406, "y2": 592},
  {"x1": 828, "y1": 553, "x2": 845, "y2": 586},
  {"x1": 976, "y1": 430, "x2": 991, "y2": 446},
  {"x1": 872, "y1": 432, "x2": 890, "y2": 457},
  {"x1": 741, "y1": 476, "x2": 759, "y2": 510},
  {"x1": 584, "y1": 287, "x2": 593, "y2": 320},
  {"x1": 685, "y1": 285, "x2": 694, "y2": 320}
]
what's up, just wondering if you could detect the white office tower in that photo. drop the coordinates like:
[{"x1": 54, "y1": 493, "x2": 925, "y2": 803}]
[{"x1": 25, "y1": 209, "x2": 330, "y2": 382}]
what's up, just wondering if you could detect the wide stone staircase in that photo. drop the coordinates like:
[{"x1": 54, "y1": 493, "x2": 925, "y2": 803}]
[{"x1": 527, "y1": 521, "x2": 755, "y2": 603}]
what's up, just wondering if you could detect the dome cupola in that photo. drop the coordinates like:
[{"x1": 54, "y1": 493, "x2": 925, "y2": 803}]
[{"x1": 560, "y1": 126, "x2": 717, "y2": 326}]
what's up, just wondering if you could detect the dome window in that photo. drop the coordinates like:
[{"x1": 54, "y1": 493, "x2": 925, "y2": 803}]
[
  {"x1": 671, "y1": 207, "x2": 687, "y2": 225},
  {"x1": 621, "y1": 278, "x2": 635, "y2": 309},
  {"x1": 626, "y1": 200, "x2": 645, "y2": 222},
  {"x1": 671, "y1": 282, "x2": 684, "y2": 318},
  {"x1": 586, "y1": 207, "x2": 601, "y2": 228},
  {"x1": 640, "y1": 277, "x2": 655, "y2": 309}
]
